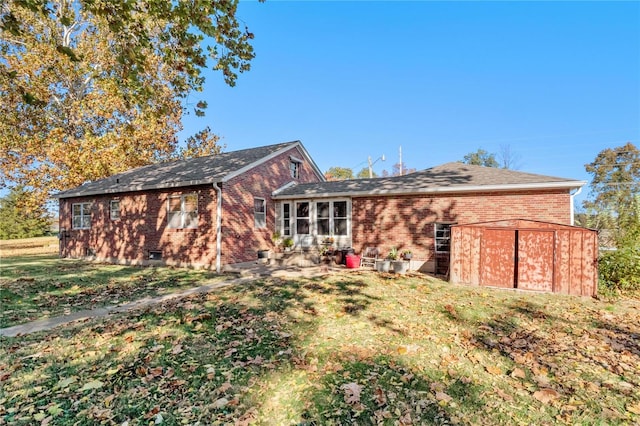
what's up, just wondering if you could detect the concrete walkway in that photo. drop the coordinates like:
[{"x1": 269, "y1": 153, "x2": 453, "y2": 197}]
[
  {"x1": 0, "y1": 261, "x2": 340, "y2": 338},
  {"x1": 0, "y1": 277, "x2": 255, "y2": 337}
]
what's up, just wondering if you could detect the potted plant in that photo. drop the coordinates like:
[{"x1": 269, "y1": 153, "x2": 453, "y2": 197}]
[
  {"x1": 375, "y1": 257, "x2": 391, "y2": 273},
  {"x1": 271, "y1": 231, "x2": 282, "y2": 250},
  {"x1": 388, "y1": 247, "x2": 409, "y2": 274},
  {"x1": 375, "y1": 247, "x2": 397, "y2": 273},
  {"x1": 282, "y1": 237, "x2": 294, "y2": 252},
  {"x1": 387, "y1": 247, "x2": 399, "y2": 261},
  {"x1": 402, "y1": 249, "x2": 412, "y2": 260}
]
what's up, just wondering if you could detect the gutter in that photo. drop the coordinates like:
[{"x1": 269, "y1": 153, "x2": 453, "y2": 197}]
[
  {"x1": 214, "y1": 182, "x2": 223, "y2": 273},
  {"x1": 569, "y1": 186, "x2": 583, "y2": 226},
  {"x1": 272, "y1": 180, "x2": 587, "y2": 200}
]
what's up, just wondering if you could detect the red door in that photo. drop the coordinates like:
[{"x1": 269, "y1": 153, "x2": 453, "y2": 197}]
[
  {"x1": 480, "y1": 229, "x2": 516, "y2": 288},
  {"x1": 517, "y1": 230, "x2": 554, "y2": 292}
]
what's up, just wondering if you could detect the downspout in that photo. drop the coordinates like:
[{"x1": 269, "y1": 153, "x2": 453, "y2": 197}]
[
  {"x1": 214, "y1": 182, "x2": 223, "y2": 273},
  {"x1": 569, "y1": 186, "x2": 582, "y2": 226}
]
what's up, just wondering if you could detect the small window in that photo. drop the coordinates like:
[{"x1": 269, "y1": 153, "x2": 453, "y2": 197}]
[
  {"x1": 254, "y1": 197, "x2": 266, "y2": 229},
  {"x1": 435, "y1": 223, "x2": 454, "y2": 253},
  {"x1": 282, "y1": 203, "x2": 291, "y2": 236},
  {"x1": 290, "y1": 160, "x2": 300, "y2": 179},
  {"x1": 110, "y1": 200, "x2": 120, "y2": 220},
  {"x1": 72, "y1": 202, "x2": 91, "y2": 229},
  {"x1": 167, "y1": 193, "x2": 198, "y2": 229}
]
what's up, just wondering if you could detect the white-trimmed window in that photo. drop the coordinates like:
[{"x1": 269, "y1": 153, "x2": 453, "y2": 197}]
[
  {"x1": 72, "y1": 202, "x2": 91, "y2": 229},
  {"x1": 314, "y1": 200, "x2": 348, "y2": 236},
  {"x1": 282, "y1": 203, "x2": 291, "y2": 236},
  {"x1": 110, "y1": 200, "x2": 120, "y2": 220},
  {"x1": 435, "y1": 223, "x2": 453, "y2": 253},
  {"x1": 332, "y1": 201, "x2": 348, "y2": 235},
  {"x1": 290, "y1": 160, "x2": 300, "y2": 179},
  {"x1": 254, "y1": 197, "x2": 266, "y2": 229},
  {"x1": 168, "y1": 193, "x2": 198, "y2": 229}
]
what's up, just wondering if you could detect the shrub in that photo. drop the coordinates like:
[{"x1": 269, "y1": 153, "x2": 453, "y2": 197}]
[{"x1": 598, "y1": 246, "x2": 640, "y2": 294}]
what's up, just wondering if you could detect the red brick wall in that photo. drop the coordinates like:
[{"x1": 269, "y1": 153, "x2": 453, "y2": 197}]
[
  {"x1": 220, "y1": 146, "x2": 322, "y2": 264},
  {"x1": 59, "y1": 185, "x2": 218, "y2": 267},
  {"x1": 58, "y1": 145, "x2": 322, "y2": 267},
  {"x1": 352, "y1": 189, "x2": 572, "y2": 268}
]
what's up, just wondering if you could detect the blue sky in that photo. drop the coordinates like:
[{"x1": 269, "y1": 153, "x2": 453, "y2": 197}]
[{"x1": 180, "y1": 1, "x2": 640, "y2": 206}]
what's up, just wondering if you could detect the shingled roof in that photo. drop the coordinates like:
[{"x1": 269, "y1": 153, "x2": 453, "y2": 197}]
[
  {"x1": 273, "y1": 162, "x2": 585, "y2": 199},
  {"x1": 56, "y1": 141, "x2": 319, "y2": 198}
]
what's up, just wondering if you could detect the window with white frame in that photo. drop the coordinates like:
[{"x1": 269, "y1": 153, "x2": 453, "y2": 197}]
[
  {"x1": 315, "y1": 200, "x2": 348, "y2": 236},
  {"x1": 290, "y1": 160, "x2": 300, "y2": 179},
  {"x1": 316, "y1": 202, "x2": 330, "y2": 235},
  {"x1": 296, "y1": 201, "x2": 310, "y2": 234},
  {"x1": 254, "y1": 197, "x2": 266, "y2": 229},
  {"x1": 435, "y1": 223, "x2": 454, "y2": 253},
  {"x1": 110, "y1": 200, "x2": 120, "y2": 220},
  {"x1": 168, "y1": 193, "x2": 198, "y2": 229},
  {"x1": 72, "y1": 202, "x2": 91, "y2": 229},
  {"x1": 282, "y1": 203, "x2": 291, "y2": 236},
  {"x1": 333, "y1": 201, "x2": 348, "y2": 235}
]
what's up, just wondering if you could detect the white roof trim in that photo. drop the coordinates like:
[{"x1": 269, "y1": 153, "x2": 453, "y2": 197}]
[
  {"x1": 272, "y1": 180, "x2": 587, "y2": 200},
  {"x1": 221, "y1": 141, "x2": 325, "y2": 183},
  {"x1": 272, "y1": 181, "x2": 297, "y2": 196}
]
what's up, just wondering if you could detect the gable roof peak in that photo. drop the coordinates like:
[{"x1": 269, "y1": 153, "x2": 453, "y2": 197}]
[{"x1": 55, "y1": 140, "x2": 312, "y2": 198}]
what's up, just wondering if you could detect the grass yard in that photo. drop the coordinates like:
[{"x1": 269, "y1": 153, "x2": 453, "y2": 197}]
[
  {"x1": 0, "y1": 255, "x2": 227, "y2": 328},
  {"x1": 1, "y1": 256, "x2": 639, "y2": 425}
]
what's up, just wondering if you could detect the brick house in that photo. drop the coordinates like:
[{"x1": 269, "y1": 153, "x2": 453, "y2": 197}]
[
  {"x1": 55, "y1": 141, "x2": 324, "y2": 271},
  {"x1": 272, "y1": 162, "x2": 585, "y2": 274},
  {"x1": 57, "y1": 142, "x2": 585, "y2": 273}
]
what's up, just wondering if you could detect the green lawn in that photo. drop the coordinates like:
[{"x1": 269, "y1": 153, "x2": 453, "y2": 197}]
[
  {"x1": 1, "y1": 256, "x2": 639, "y2": 425},
  {"x1": 0, "y1": 255, "x2": 227, "y2": 328}
]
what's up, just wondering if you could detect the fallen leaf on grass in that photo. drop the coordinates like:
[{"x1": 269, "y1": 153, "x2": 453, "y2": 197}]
[
  {"x1": 55, "y1": 377, "x2": 76, "y2": 389},
  {"x1": 510, "y1": 367, "x2": 526, "y2": 379},
  {"x1": 374, "y1": 387, "x2": 387, "y2": 406},
  {"x1": 486, "y1": 365, "x2": 502, "y2": 375},
  {"x1": 213, "y1": 397, "x2": 229, "y2": 408},
  {"x1": 435, "y1": 391, "x2": 452, "y2": 403},
  {"x1": 627, "y1": 401, "x2": 640, "y2": 415},
  {"x1": 149, "y1": 366, "x2": 164, "y2": 377},
  {"x1": 216, "y1": 382, "x2": 232, "y2": 393},
  {"x1": 533, "y1": 388, "x2": 560, "y2": 404},
  {"x1": 444, "y1": 304, "x2": 457, "y2": 318},
  {"x1": 495, "y1": 388, "x2": 514, "y2": 401},
  {"x1": 80, "y1": 380, "x2": 104, "y2": 391},
  {"x1": 341, "y1": 382, "x2": 363, "y2": 404}
]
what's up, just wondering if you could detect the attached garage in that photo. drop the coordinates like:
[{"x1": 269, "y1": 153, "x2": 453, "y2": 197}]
[{"x1": 449, "y1": 219, "x2": 598, "y2": 296}]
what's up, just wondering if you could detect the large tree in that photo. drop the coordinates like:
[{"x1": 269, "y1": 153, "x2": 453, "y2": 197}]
[
  {"x1": 583, "y1": 142, "x2": 640, "y2": 246},
  {"x1": 461, "y1": 149, "x2": 499, "y2": 168},
  {"x1": 0, "y1": 187, "x2": 51, "y2": 239},
  {"x1": 325, "y1": 167, "x2": 354, "y2": 181},
  {"x1": 0, "y1": 0, "x2": 257, "y2": 207}
]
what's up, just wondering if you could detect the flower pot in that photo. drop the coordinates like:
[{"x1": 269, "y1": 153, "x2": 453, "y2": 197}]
[
  {"x1": 403, "y1": 253, "x2": 412, "y2": 260},
  {"x1": 375, "y1": 259, "x2": 390, "y2": 273},
  {"x1": 393, "y1": 260, "x2": 409, "y2": 274}
]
